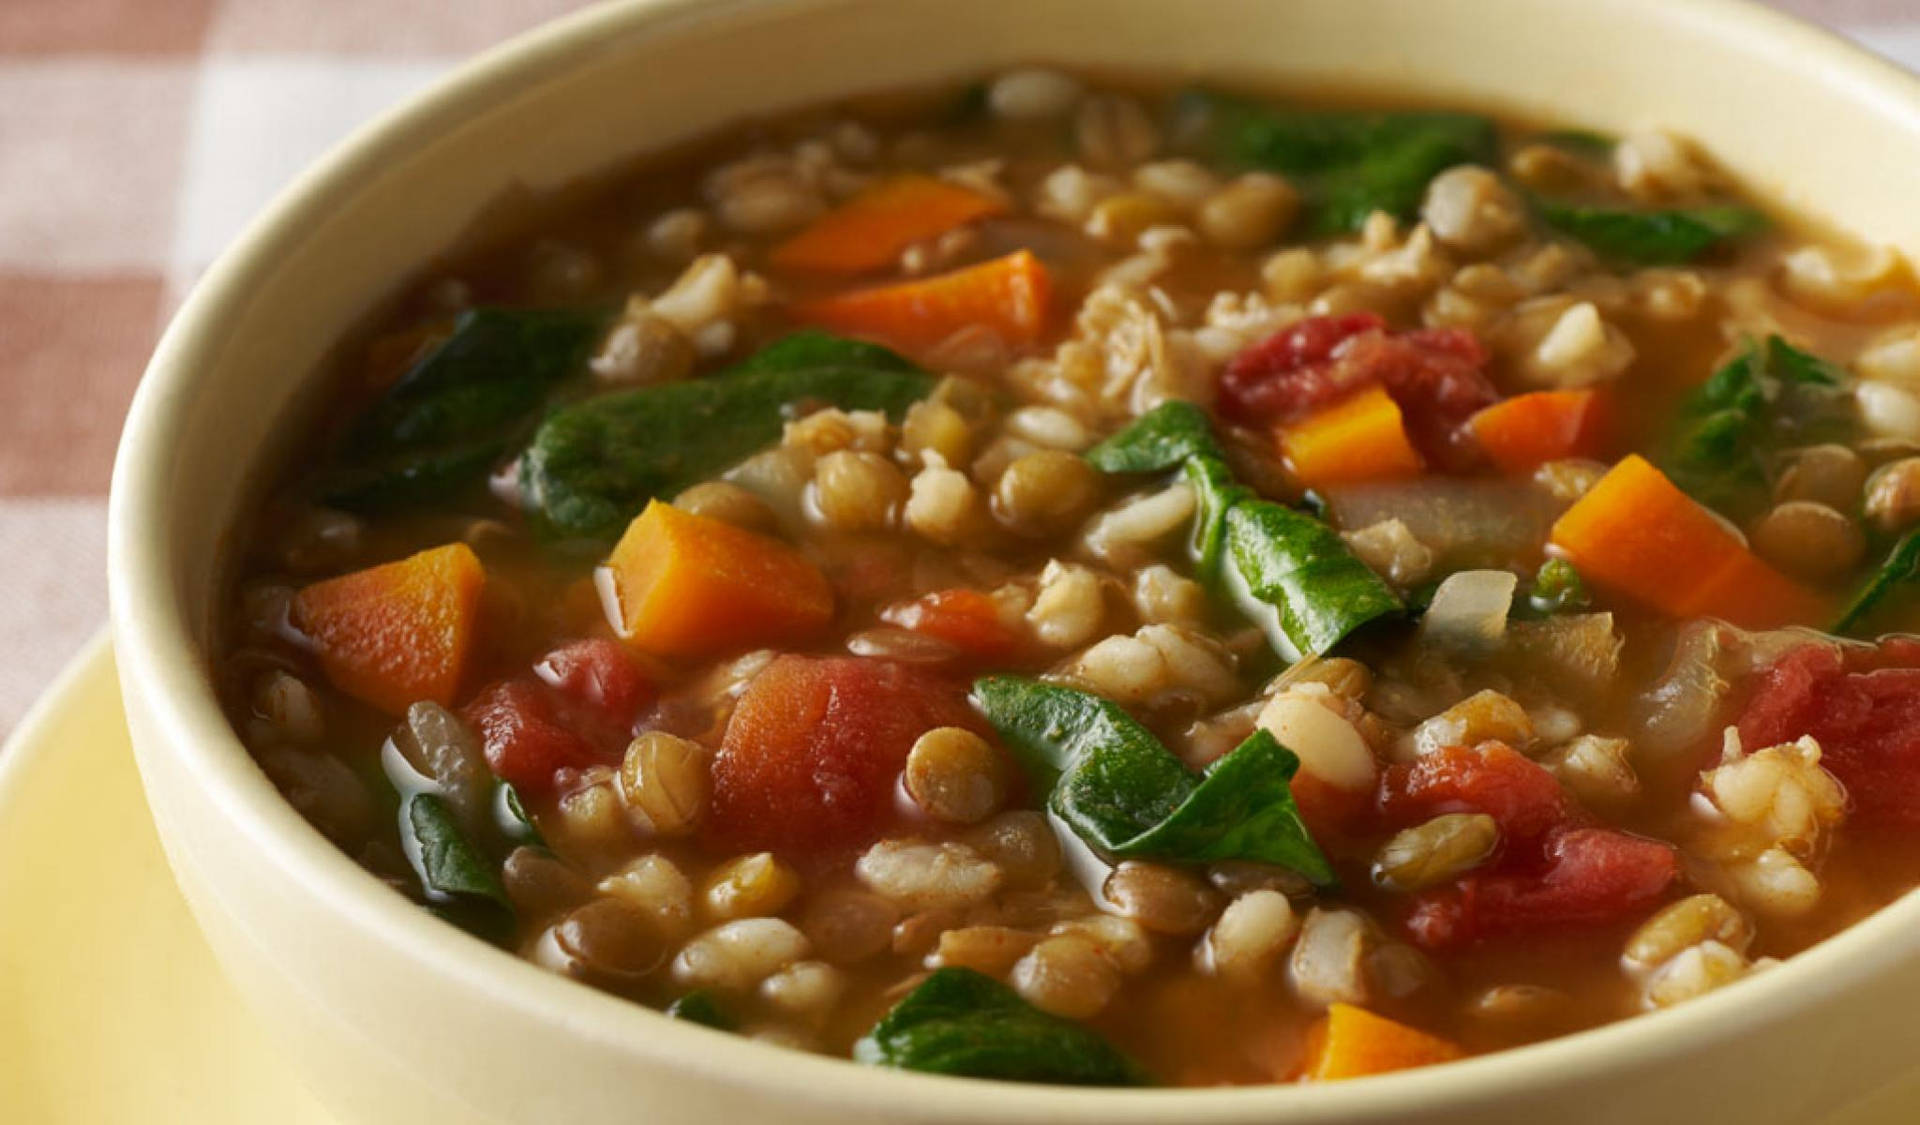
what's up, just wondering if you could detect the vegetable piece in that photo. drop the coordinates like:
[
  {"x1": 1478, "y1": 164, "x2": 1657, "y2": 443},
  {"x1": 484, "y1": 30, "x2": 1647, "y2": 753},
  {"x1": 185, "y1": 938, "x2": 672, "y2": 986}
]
[
  {"x1": 405, "y1": 793, "x2": 511, "y2": 911},
  {"x1": 1468, "y1": 389, "x2": 1606, "y2": 474},
  {"x1": 770, "y1": 173, "x2": 1007, "y2": 273},
  {"x1": 1835, "y1": 529, "x2": 1920, "y2": 635},
  {"x1": 1086, "y1": 402, "x2": 1402, "y2": 658},
  {"x1": 495, "y1": 784, "x2": 544, "y2": 848},
  {"x1": 789, "y1": 249, "x2": 1052, "y2": 355},
  {"x1": 1302, "y1": 1004, "x2": 1464, "y2": 1081},
  {"x1": 319, "y1": 306, "x2": 605, "y2": 511},
  {"x1": 855, "y1": 967, "x2": 1148, "y2": 1085},
  {"x1": 1739, "y1": 640, "x2": 1920, "y2": 826},
  {"x1": 1405, "y1": 827, "x2": 1679, "y2": 950},
  {"x1": 710, "y1": 656, "x2": 978, "y2": 853},
  {"x1": 1534, "y1": 197, "x2": 1767, "y2": 265},
  {"x1": 1276, "y1": 384, "x2": 1425, "y2": 489},
  {"x1": 1548, "y1": 455, "x2": 1826, "y2": 629},
  {"x1": 521, "y1": 330, "x2": 931, "y2": 542},
  {"x1": 881, "y1": 588, "x2": 1026, "y2": 662},
  {"x1": 1178, "y1": 90, "x2": 1498, "y2": 233},
  {"x1": 462, "y1": 679, "x2": 604, "y2": 795},
  {"x1": 665, "y1": 991, "x2": 735, "y2": 1030},
  {"x1": 1383, "y1": 743, "x2": 1570, "y2": 846},
  {"x1": 1524, "y1": 558, "x2": 1592, "y2": 617},
  {"x1": 1218, "y1": 313, "x2": 1497, "y2": 469},
  {"x1": 292, "y1": 542, "x2": 486, "y2": 715},
  {"x1": 972, "y1": 676, "x2": 1335, "y2": 884},
  {"x1": 1663, "y1": 335, "x2": 1852, "y2": 520},
  {"x1": 604, "y1": 500, "x2": 834, "y2": 658},
  {"x1": 532, "y1": 637, "x2": 656, "y2": 738}
]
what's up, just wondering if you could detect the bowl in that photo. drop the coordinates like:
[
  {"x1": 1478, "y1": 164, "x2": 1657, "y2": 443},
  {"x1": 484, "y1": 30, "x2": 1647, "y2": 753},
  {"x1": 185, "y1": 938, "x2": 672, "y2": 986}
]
[{"x1": 107, "y1": 0, "x2": 1920, "y2": 1122}]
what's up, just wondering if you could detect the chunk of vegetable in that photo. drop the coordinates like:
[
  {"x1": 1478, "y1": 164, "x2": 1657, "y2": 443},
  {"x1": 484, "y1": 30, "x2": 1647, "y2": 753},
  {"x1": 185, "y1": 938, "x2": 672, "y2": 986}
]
[
  {"x1": 462, "y1": 679, "x2": 604, "y2": 795},
  {"x1": 1835, "y1": 528, "x2": 1920, "y2": 636},
  {"x1": 1468, "y1": 390, "x2": 1606, "y2": 474},
  {"x1": 1739, "y1": 641, "x2": 1920, "y2": 826},
  {"x1": 881, "y1": 588, "x2": 1026, "y2": 662},
  {"x1": 1277, "y1": 385, "x2": 1424, "y2": 489},
  {"x1": 521, "y1": 330, "x2": 930, "y2": 542},
  {"x1": 382, "y1": 735, "x2": 514, "y2": 936},
  {"x1": 292, "y1": 542, "x2": 486, "y2": 715},
  {"x1": 1405, "y1": 827, "x2": 1679, "y2": 949},
  {"x1": 770, "y1": 174, "x2": 1007, "y2": 273},
  {"x1": 972, "y1": 676, "x2": 1335, "y2": 884},
  {"x1": 1533, "y1": 197, "x2": 1768, "y2": 265},
  {"x1": 1548, "y1": 455, "x2": 1826, "y2": 629},
  {"x1": 710, "y1": 656, "x2": 977, "y2": 853},
  {"x1": 855, "y1": 967, "x2": 1148, "y2": 1085},
  {"x1": 1302, "y1": 1004, "x2": 1464, "y2": 1081},
  {"x1": 1663, "y1": 335, "x2": 1852, "y2": 521},
  {"x1": 1383, "y1": 742, "x2": 1570, "y2": 846},
  {"x1": 1086, "y1": 402, "x2": 1402, "y2": 658},
  {"x1": 604, "y1": 500, "x2": 834, "y2": 658},
  {"x1": 319, "y1": 306, "x2": 605, "y2": 511},
  {"x1": 790, "y1": 249, "x2": 1052, "y2": 355},
  {"x1": 1178, "y1": 90, "x2": 1498, "y2": 233}
]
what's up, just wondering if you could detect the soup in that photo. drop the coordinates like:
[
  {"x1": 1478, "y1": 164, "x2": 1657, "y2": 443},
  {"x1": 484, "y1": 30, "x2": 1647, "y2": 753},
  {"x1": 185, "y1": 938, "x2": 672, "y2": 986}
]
[{"x1": 220, "y1": 68, "x2": 1920, "y2": 1087}]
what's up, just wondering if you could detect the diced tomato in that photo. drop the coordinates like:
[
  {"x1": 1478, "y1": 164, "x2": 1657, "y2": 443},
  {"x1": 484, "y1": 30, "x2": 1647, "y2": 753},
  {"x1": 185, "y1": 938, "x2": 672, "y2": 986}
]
[
  {"x1": 1738, "y1": 641, "x2": 1920, "y2": 827},
  {"x1": 880, "y1": 589, "x2": 1025, "y2": 663},
  {"x1": 534, "y1": 638, "x2": 655, "y2": 738},
  {"x1": 1381, "y1": 742, "x2": 1572, "y2": 846},
  {"x1": 1405, "y1": 827, "x2": 1680, "y2": 950},
  {"x1": 709, "y1": 655, "x2": 979, "y2": 854},
  {"x1": 1218, "y1": 313, "x2": 1498, "y2": 469},
  {"x1": 462, "y1": 679, "x2": 607, "y2": 795}
]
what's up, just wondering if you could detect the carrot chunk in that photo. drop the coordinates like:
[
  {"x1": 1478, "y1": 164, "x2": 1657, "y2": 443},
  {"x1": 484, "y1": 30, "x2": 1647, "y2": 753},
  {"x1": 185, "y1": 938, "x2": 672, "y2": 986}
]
[
  {"x1": 790, "y1": 249, "x2": 1052, "y2": 355},
  {"x1": 1276, "y1": 384, "x2": 1425, "y2": 490},
  {"x1": 604, "y1": 500, "x2": 834, "y2": 657},
  {"x1": 1302, "y1": 1004, "x2": 1464, "y2": 1081},
  {"x1": 292, "y1": 542, "x2": 486, "y2": 715},
  {"x1": 1547, "y1": 455, "x2": 1826, "y2": 629},
  {"x1": 770, "y1": 173, "x2": 1007, "y2": 274},
  {"x1": 1468, "y1": 389, "x2": 1606, "y2": 473}
]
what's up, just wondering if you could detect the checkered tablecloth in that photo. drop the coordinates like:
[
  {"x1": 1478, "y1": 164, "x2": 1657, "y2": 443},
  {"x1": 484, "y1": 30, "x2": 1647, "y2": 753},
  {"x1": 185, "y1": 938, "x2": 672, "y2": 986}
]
[{"x1": 0, "y1": 0, "x2": 1914, "y2": 736}]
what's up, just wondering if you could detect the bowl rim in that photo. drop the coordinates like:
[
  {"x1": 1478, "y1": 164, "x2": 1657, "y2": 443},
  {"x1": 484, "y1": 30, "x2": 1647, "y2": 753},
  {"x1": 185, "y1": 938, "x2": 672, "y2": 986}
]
[{"x1": 108, "y1": 0, "x2": 1920, "y2": 1117}]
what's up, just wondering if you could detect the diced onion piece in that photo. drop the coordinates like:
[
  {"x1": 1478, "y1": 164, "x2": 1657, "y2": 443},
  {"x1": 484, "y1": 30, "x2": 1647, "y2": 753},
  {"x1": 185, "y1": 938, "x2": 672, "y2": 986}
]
[{"x1": 1420, "y1": 569, "x2": 1517, "y2": 653}]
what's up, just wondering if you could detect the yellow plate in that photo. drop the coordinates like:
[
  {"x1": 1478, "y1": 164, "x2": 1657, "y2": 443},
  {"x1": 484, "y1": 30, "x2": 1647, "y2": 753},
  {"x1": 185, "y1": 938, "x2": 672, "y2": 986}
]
[
  {"x1": 3, "y1": 634, "x2": 1919, "y2": 1122},
  {"x1": 0, "y1": 635, "x2": 335, "y2": 1123}
]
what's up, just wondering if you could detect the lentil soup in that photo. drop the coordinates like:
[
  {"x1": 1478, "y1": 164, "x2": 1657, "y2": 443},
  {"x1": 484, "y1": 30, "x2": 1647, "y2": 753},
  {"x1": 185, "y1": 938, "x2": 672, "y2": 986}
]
[{"x1": 221, "y1": 69, "x2": 1920, "y2": 1087}]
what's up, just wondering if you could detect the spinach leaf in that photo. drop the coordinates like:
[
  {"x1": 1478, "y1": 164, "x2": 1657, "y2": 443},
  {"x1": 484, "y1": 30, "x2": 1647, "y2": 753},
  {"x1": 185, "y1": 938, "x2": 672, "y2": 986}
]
[
  {"x1": 521, "y1": 332, "x2": 933, "y2": 541},
  {"x1": 495, "y1": 783, "x2": 544, "y2": 848},
  {"x1": 1533, "y1": 198, "x2": 1767, "y2": 265},
  {"x1": 665, "y1": 991, "x2": 736, "y2": 1031},
  {"x1": 321, "y1": 306, "x2": 607, "y2": 511},
  {"x1": 1663, "y1": 335, "x2": 1853, "y2": 519},
  {"x1": 1224, "y1": 498, "x2": 1403, "y2": 659},
  {"x1": 405, "y1": 793, "x2": 511, "y2": 912},
  {"x1": 1178, "y1": 90, "x2": 1497, "y2": 233},
  {"x1": 972, "y1": 677, "x2": 1334, "y2": 884},
  {"x1": 1835, "y1": 529, "x2": 1920, "y2": 636},
  {"x1": 1087, "y1": 403, "x2": 1400, "y2": 658},
  {"x1": 854, "y1": 968, "x2": 1148, "y2": 1085}
]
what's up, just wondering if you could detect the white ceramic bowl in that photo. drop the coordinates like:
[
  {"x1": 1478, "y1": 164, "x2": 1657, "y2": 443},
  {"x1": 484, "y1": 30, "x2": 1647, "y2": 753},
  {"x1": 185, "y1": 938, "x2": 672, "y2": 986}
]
[{"x1": 109, "y1": 1, "x2": 1920, "y2": 1122}]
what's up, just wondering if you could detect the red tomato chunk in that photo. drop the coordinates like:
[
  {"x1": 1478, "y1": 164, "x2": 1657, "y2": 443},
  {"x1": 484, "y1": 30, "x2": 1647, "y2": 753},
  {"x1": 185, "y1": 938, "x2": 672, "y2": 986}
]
[
  {"x1": 534, "y1": 637, "x2": 656, "y2": 741},
  {"x1": 463, "y1": 679, "x2": 607, "y2": 795},
  {"x1": 1407, "y1": 827, "x2": 1680, "y2": 950},
  {"x1": 709, "y1": 655, "x2": 978, "y2": 854},
  {"x1": 1381, "y1": 742, "x2": 1571, "y2": 846},
  {"x1": 1739, "y1": 641, "x2": 1920, "y2": 828}
]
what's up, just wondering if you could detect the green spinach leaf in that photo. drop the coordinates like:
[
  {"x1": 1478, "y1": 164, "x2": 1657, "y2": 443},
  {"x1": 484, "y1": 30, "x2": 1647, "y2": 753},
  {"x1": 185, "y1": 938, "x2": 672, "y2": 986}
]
[
  {"x1": 1835, "y1": 529, "x2": 1920, "y2": 636},
  {"x1": 1178, "y1": 90, "x2": 1497, "y2": 233},
  {"x1": 1533, "y1": 198, "x2": 1768, "y2": 265},
  {"x1": 405, "y1": 793, "x2": 512, "y2": 912},
  {"x1": 1083, "y1": 400, "x2": 1224, "y2": 473},
  {"x1": 321, "y1": 306, "x2": 607, "y2": 511},
  {"x1": 1663, "y1": 335, "x2": 1853, "y2": 519},
  {"x1": 521, "y1": 332, "x2": 933, "y2": 542},
  {"x1": 854, "y1": 968, "x2": 1148, "y2": 1085},
  {"x1": 972, "y1": 677, "x2": 1334, "y2": 884},
  {"x1": 665, "y1": 991, "x2": 736, "y2": 1031},
  {"x1": 496, "y1": 783, "x2": 545, "y2": 848}
]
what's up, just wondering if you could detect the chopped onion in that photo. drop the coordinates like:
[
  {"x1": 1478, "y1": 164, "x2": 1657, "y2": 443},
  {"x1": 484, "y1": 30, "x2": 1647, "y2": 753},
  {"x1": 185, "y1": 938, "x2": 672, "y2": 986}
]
[{"x1": 1420, "y1": 570, "x2": 1518, "y2": 654}]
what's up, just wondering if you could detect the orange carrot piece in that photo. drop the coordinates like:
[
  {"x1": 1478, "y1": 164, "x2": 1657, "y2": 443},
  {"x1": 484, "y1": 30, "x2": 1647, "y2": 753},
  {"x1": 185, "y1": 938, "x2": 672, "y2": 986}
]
[
  {"x1": 770, "y1": 173, "x2": 1007, "y2": 274},
  {"x1": 1468, "y1": 389, "x2": 1606, "y2": 474},
  {"x1": 605, "y1": 500, "x2": 834, "y2": 657},
  {"x1": 1302, "y1": 1004, "x2": 1465, "y2": 1081},
  {"x1": 1548, "y1": 455, "x2": 1827, "y2": 629},
  {"x1": 1276, "y1": 385, "x2": 1425, "y2": 490},
  {"x1": 292, "y1": 543, "x2": 487, "y2": 715},
  {"x1": 789, "y1": 249, "x2": 1052, "y2": 355}
]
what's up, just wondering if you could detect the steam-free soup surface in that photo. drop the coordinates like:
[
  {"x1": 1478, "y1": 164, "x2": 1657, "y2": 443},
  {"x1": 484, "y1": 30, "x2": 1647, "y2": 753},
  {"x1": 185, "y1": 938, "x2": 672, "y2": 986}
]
[{"x1": 223, "y1": 69, "x2": 1920, "y2": 1087}]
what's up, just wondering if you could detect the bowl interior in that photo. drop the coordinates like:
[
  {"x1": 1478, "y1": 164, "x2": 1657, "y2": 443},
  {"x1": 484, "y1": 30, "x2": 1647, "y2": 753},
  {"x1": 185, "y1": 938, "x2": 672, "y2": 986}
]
[{"x1": 109, "y1": 0, "x2": 1920, "y2": 1121}]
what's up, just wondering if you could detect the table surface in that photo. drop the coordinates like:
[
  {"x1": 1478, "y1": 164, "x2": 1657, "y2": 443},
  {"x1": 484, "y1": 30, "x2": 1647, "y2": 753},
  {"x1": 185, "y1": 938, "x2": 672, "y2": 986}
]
[{"x1": 0, "y1": 0, "x2": 1914, "y2": 735}]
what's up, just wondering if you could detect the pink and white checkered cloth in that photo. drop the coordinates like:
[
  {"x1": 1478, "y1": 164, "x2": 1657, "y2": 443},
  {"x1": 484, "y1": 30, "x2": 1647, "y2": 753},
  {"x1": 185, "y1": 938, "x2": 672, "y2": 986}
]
[{"x1": 0, "y1": 0, "x2": 1913, "y2": 735}]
